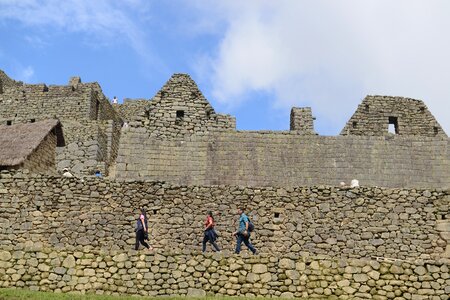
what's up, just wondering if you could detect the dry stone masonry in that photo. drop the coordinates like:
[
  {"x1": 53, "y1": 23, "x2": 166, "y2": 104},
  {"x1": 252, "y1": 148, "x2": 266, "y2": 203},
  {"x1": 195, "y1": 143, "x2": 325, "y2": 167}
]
[
  {"x1": 341, "y1": 96, "x2": 446, "y2": 137},
  {"x1": 0, "y1": 171, "x2": 449, "y2": 260},
  {"x1": 0, "y1": 69, "x2": 449, "y2": 187},
  {"x1": 0, "y1": 68, "x2": 449, "y2": 298},
  {"x1": 0, "y1": 247, "x2": 448, "y2": 299}
]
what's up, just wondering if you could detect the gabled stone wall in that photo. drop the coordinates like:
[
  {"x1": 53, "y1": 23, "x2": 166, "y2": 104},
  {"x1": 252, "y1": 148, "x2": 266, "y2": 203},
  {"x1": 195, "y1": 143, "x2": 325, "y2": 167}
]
[
  {"x1": 21, "y1": 131, "x2": 57, "y2": 174},
  {"x1": 119, "y1": 74, "x2": 235, "y2": 139},
  {"x1": 341, "y1": 96, "x2": 447, "y2": 137}
]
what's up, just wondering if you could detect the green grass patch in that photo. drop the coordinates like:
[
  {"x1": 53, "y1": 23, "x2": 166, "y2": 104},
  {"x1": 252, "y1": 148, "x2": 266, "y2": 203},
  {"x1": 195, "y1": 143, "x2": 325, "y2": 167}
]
[
  {"x1": 0, "y1": 288, "x2": 258, "y2": 300},
  {"x1": 1, "y1": 288, "x2": 177, "y2": 300}
]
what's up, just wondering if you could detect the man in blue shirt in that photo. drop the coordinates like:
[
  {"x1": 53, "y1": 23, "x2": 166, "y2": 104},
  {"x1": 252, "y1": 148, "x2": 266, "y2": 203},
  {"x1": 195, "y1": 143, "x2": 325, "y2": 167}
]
[{"x1": 233, "y1": 208, "x2": 257, "y2": 254}]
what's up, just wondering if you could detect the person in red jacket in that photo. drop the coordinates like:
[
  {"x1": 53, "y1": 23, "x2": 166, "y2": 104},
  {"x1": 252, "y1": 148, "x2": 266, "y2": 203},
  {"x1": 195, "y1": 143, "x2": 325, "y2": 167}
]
[{"x1": 202, "y1": 211, "x2": 220, "y2": 252}]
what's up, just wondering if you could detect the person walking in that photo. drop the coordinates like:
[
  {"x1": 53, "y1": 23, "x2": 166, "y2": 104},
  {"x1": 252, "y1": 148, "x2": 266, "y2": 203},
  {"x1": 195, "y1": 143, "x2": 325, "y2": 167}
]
[
  {"x1": 135, "y1": 208, "x2": 153, "y2": 251},
  {"x1": 202, "y1": 211, "x2": 221, "y2": 252},
  {"x1": 233, "y1": 207, "x2": 257, "y2": 254}
]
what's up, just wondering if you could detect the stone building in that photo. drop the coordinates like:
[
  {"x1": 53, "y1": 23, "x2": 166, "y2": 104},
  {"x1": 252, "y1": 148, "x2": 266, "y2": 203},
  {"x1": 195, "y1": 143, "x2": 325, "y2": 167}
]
[
  {"x1": 0, "y1": 71, "x2": 122, "y2": 176},
  {"x1": 0, "y1": 119, "x2": 64, "y2": 173},
  {"x1": 0, "y1": 69, "x2": 449, "y2": 298},
  {"x1": 0, "y1": 69, "x2": 449, "y2": 188}
]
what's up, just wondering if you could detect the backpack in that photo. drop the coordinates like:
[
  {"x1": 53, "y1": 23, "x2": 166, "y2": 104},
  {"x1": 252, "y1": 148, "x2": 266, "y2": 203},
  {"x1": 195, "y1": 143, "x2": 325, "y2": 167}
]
[{"x1": 248, "y1": 220, "x2": 255, "y2": 232}]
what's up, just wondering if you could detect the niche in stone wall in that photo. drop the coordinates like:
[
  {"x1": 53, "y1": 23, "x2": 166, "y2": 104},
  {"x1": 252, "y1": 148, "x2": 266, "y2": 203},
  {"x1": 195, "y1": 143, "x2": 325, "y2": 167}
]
[
  {"x1": 6, "y1": 120, "x2": 12, "y2": 126},
  {"x1": 352, "y1": 121, "x2": 357, "y2": 129},
  {"x1": 175, "y1": 110, "x2": 184, "y2": 125},
  {"x1": 388, "y1": 116, "x2": 398, "y2": 134},
  {"x1": 272, "y1": 208, "x2": 284, "y2": 224},
  {"x1": 434, "y1": 126, "x2": 439, "y2": 135}
]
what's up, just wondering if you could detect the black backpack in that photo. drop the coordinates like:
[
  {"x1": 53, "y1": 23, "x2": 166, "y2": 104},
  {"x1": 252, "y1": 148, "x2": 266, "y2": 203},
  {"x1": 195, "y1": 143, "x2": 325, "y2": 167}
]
[{"x1": 248, "y1": 220, "x2": 255, "y2": 232}]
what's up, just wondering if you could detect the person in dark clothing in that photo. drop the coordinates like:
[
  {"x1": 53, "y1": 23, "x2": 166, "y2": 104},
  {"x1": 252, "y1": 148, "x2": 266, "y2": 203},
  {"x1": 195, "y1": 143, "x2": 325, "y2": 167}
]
[
  {"x1": 135, "y1": 208, "x2": 152, "y2": 251},
  {"x1": 233, "y1": 207, "x2": 257, "y2": 254},
  {"x1": 202, "y1": 211, "x2": 221, "y2": 252}
]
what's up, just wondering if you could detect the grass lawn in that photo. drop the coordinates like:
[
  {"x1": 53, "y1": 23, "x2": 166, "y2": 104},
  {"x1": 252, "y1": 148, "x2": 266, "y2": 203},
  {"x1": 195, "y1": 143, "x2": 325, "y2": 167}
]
[
  {"x1": 0, "y1": 289, "x2": 261, "y2": 300},
  {"x1": 0, "y1": 288, "x2": 202, "y2": 300}
]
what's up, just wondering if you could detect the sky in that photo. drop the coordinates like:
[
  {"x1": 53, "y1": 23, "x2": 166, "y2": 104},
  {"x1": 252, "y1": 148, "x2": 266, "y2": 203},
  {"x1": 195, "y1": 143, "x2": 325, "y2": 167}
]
[{"x1": 0, "y1": 0, "x2": 449, "y2": 135}]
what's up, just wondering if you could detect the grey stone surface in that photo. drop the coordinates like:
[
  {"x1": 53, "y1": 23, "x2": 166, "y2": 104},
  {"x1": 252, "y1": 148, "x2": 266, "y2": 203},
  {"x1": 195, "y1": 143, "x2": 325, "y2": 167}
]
[{"x1": 2, "y1": 248, "x2": 446, "y2": 298}]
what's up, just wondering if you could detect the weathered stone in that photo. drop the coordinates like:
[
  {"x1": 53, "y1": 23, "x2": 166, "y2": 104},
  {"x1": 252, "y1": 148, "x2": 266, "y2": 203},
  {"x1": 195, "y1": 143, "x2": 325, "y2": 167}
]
[
  {"x1": 112, "y1": 253, "x2": 128, "y2": 263},
  {"x1": 253, "y1": 264, "x2": 268, "y2": 274},
  {"x1": 0, "y1": 251, "x2": 12, "y2": 261},
  {"x1": 279, "y1": 258, "x2": 295, "y2": 269},
  {"x1": 187, "y1": 288, "x2": 206, "y2": 297},
  {"x1": 414, "y1": 266, "x2": 427, "y2": 276}
]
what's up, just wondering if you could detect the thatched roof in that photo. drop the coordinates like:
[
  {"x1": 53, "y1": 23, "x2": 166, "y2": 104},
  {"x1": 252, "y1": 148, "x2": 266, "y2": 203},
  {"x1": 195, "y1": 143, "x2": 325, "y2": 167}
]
[{"x1": 0, "y1": 119, "x2": 65, "y2": 166}]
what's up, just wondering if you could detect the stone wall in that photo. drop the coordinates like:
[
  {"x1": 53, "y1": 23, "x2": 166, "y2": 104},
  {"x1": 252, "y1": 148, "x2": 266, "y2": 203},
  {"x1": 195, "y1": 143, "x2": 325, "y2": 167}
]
[
  {"x1": 115, "y1": 130, "x2": 450, "y2": 188},
  {"x1": 55, "y1": 121, "x2": 110, "y2": 175},
  {"x1": 0, "y1": 84, "x2": 93, "y2": 123},
  {"x1": 0, "y1": 247, "x2": 448, "y2": 298},
  {"x1": 22, "y1": 132, "x2": 57, "y2": 174},
  {"x1": 121, "y1": 74, "x2": 236, "y2": 139},
  {"x1": 0, "y1": 70, "x2": 22, "y2": 89},
  {"x1": 113, "y1": 99, "x2": 149, "y2": 122},
  {"x1": 0, "y1": 171, "x2": 448, "y2": 261},
  {"x1": 290, "y1": 107, "x2": 315, "y2": 134},
  {"x1": 341, "y1": 96, "x2": 447, "y2": 137},
  {"x1": 0, "y1": 70, "x2": 122, "y2": 176}
]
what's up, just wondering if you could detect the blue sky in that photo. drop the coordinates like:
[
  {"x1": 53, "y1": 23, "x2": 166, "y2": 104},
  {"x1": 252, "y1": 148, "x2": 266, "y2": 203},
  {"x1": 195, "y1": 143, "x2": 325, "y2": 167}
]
[{"x1": 1, "y1": 0, "x2": 449, "y2": 135}]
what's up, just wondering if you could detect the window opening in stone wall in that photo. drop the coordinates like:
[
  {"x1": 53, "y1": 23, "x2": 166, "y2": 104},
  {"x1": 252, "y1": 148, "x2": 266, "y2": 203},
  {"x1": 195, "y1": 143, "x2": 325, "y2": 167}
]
[
  {"x1": 30, "y1": 119, "x2": 35, "y2": 123},
  {"x1": 420, "y1": 107, "x2": 425, "y2": 113},
  {"x1": 434, "y1": 126, "x2": 439, "y2": 135},
  {"x1": 388, "y1": 117, "x2": 398, "y2": 134},
  {"x1": 365, "y1": 104, "x2": 369, "y2": 112},
  {"x1": 352, "y1": 121, "x2": 357, "y2": 129},
  {"x1": 274, "y1": 212, "x2": 280, "y2": 218},
  {"x1": 175, "y1": 110, "x2": 184, "y2": 125},
  {"x1": 6, "y1": 120, "x2": 12, "y2": 126}
]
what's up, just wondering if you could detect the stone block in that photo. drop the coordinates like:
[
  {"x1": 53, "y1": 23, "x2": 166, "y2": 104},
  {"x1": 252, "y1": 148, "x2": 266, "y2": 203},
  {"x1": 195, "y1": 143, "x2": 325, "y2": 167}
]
[
  {"x1": 253, "y1": 264, "x2": 268, "y2": 274},
  {"x1": 187, "y1": 288, "x2": 206, "y2": 297}
]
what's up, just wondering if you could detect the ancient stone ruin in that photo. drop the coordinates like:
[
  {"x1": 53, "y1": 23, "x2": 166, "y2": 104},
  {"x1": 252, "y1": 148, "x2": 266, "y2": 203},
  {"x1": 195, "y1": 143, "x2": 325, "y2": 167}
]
[{"x1": 0, "y1": 69, "x2": 449, "y2": 298}]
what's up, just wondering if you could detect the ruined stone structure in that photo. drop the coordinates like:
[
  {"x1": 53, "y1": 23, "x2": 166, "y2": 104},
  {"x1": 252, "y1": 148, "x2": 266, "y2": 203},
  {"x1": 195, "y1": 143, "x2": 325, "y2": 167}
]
[
  {"x1": 0, "y1": 247, "x2": 449, "y2": 298},
  {"x1": 341, "y1": 96, "x2": 447, "y2": 137},
  {"x1": 0, "y1": 69, "x2": 449, "y2": 298},
  {"x1": 0, "y1": 171, "x2": 449, "y2": 298},
  {"x1": 0, "y1": 120, "x2": 64, "y2": 173},
  {"x1": 0, "y1": 70, "x2": 121, "y2": 177},
  {"x1": 0, "y1": 69, "x2": 448, "y2": 188}
]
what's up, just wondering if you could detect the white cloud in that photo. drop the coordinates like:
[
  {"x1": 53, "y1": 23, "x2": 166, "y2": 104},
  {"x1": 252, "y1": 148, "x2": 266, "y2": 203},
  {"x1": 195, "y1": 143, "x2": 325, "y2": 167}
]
[
  {"x1": 195, "y1": 0, "x2": 450, "y2": 134},
  {"x1": 0, "y1": 0, "x2": 150, "y2": 57}
]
